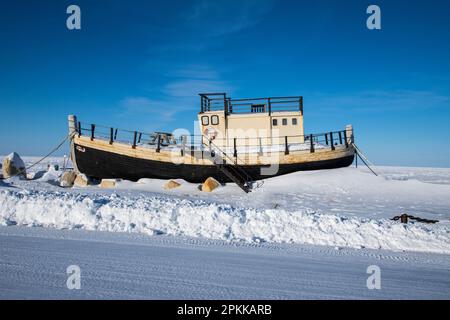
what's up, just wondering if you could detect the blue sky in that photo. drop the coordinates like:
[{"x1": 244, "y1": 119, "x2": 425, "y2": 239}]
[{"x1": 1, "y1": 0, "x2": 450, "y2": 167}]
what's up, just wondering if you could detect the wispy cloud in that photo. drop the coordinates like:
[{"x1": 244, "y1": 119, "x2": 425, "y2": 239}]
[
  {"x1": 308, "y1": 90, "x2": 450, "y2": 112},
  {"x1": 164, "y1": 78, "x2": 231, "y2": 97},
  {"x1": 120, "y1": 97, "x2": 178, "y2": 121},
  {"x1": 185, "y1": 0, "x2": 274, "y2": 37},
  {"x1": 165, "y1": 64, "x2": 220, "y2": 80},
  {"x1": 119, "y1": 0, "x2": 275, "y2": 126},
  {"x1": 119, "y1": 64, "x2": 234, "y2": 126}
]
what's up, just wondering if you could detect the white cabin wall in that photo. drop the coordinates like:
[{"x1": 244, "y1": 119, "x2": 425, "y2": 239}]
[{"x1": 197, "y1": 111, "x2": 304, "y2": 149}]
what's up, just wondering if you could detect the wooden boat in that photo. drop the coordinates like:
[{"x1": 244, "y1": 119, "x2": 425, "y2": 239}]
[{"x1": 68, "y1": 93, "x2": 355, "y2": 192}]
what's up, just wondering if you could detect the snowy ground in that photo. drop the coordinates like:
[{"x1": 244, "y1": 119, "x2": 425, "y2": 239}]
[
  {"x1": 1, "y1": 156, "x2": 450, "y2": 298},
  {"x1": 1, "y1": 226, "x2": 449, "y2": 299}
]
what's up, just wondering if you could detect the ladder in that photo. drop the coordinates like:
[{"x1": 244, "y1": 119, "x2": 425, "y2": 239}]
[
  {"x1": 206, "y1": 140, "x2": 254, "y2": 193},
  {"x1": 216, "y1": 163, "x2": 253, "y2": 193}
]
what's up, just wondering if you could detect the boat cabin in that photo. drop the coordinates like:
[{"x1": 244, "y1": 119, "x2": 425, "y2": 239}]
[{"x1": 198, "y1": 93, "x2": 305, "y2": 150}]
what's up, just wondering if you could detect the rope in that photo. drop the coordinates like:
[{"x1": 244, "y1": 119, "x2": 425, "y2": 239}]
[
  {"x1": 352, "y1": 143, "x2": 378, "y2": 176},
  {"x1": 0, "y1": 132, "x2": 75, "y2": 180}
]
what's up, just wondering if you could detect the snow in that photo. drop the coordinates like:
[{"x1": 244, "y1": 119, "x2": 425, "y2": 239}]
[
  {"x1": 1, "y1": 225, "x2": 449, "y2": 299},
  {"x1": 1, "y1": 156, "x2": 450, "y2": 254},
  {"x1": 1, "y1": 155, "x2": 450, "y2": 299}
]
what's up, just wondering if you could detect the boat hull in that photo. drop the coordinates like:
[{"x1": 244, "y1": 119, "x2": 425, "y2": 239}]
[{"x1": 72, "y1": 141, "x2": 355, "y2": 183}]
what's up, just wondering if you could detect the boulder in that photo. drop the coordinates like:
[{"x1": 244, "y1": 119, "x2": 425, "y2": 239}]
[
  {"x1": 100, "y1": 179, "x2": 120, "y2": 189},
  {"x1": 163, "y1": 179, "x2": 181, "y2": 190},
  {"x1": 2, "y1": 152, "x2": 26, "y2": 178},
  {"x1": 74, "y1": 173, "x2": 90, "y2": 187},
  {"x1": 60, "y1": 171, "x2": 77, "y2": 188},
  {"x1": 201, "y1": 177, "x2": 220, "y2": 192}
]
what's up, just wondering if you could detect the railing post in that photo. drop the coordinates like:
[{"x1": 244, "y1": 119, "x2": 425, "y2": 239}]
[
  {"x1": 338, "y1": 131, "x2": 343, "y2": 145},
  {"x1": 345, "y1": 124, "x2": 354, "y2": 144},
  {"x1": 209, "y1": 140, "x2": 216, "y2": 158},
  {"x1": 299, "y1": 96, "x2": 303, "y2": 114},
  {"x1": 330, "y1": 132, "x2": 335, "y2": 150},
  {"x1": 325, "y1": 133, "x2": 328, "y2": 145},
  {"x1": 343, "y1": 130, "x2": 349, "y2": 148},
  {"x1": 90, "y1": 124, "x2": 95, "y2": 141},
  {"x1": 114, "y1": 128, "x2": 118, "y2": 140},
  {"x1": 224, "y1": 95, "x2": 228, "y2": 115},
  {"x1": 181, "y1": 135, "x2": 186, "y2": 156},
  {"x1": 156, "y1": 134, "x2": 161, "y2": 153},
  {"x1": 285, "y1": 136, "x2": 289, "y2": 155},
  {"x1": 138, "y1": 133, "x2": 142, "y2": 143},
  {"x1": 310, "y1": 134, "x2": 315, "y2": 153},
  {"x1": 109, "y1": 127, "x2": 113, "y2": 144},
  {"x1": 77, "y1": 121, "x2": 81, "y2": 137},
  {"x1": 132, "y1": 131, "x2": 137, "y2": 149},
  {"x1": 68, "y1": 115, "x2": 77, "y2": 136},
  {"x1": 233, "y1": 138, "x2": 237, "y2": 158}
]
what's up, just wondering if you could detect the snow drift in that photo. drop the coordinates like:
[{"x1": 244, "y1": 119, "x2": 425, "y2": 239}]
[{"x1": 1, "y1": 187, "x2": 449, "y2": 254}]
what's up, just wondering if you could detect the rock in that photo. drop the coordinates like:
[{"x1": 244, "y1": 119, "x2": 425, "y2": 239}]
[
  {"x1": 2, "y1": 152, "x2": 26, "y2": 178},
  {"x1": 201, "y1": 177, "x2": 220, "y2": 192},
  {"x1": 74, "y1": 173, "x2": 90, "y2": 187},
  {"x1": 100, "y1": 179, "x2": 120, "y2": 189},
  {"x1": 60, "y1": 171, "x2": 77, "y2": 188},
  {"x1": 26, "y1": 172, "x2": 35, "y2": 180},
  {"x1": 163, "y1": 179, "x2": 181, "y2": 190}
]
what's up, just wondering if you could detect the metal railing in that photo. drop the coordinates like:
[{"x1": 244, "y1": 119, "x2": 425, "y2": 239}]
[
  {"x1": 75, "y1": 121, "x2": 353, "y2": 161},
  {"x1": 199, "y1": 93, "x2": 303, "y2": 115}
]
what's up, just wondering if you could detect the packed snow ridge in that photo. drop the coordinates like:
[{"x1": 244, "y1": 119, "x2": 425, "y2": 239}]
[{"x1": 1, "y1": 187, "x2": 449, "y2": 254}]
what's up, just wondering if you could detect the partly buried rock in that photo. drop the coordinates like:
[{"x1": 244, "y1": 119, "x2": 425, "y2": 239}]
[
  {"x1": 163, "y1": 179, "x2": 181, "y2": 190},
  {"x1": 74, "y1": 173, "x2": 90, "y2": 187},
  {"x1": 201, "y1": 177, "x2": 220, "y2": 192},
  {"x1": 2, "y1": 152, "x2": 26, "y2": 178},
  {"x1": 60, "y1": 171, "x2": 77, "y2": 187},
  {"x1": 100, "y1": 178, "x2": 120, "y2": 189}
]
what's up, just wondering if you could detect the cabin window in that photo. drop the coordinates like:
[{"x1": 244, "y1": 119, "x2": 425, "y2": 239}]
[
  {"x1": 211, "y1": 115, "x2": 219, "y2": 125},
  {"x1": 292, "y1": 118, "x2": 298, "y2": 125},
  {"x1": 201, "y1": 116, "x2": 209, "y2": 126},
  {"x1": 272, "y1": 119, "x2": 278, "y2": 126},
  {"x1": 282, "y1": 118, "x2": 287, "y2": 126}
]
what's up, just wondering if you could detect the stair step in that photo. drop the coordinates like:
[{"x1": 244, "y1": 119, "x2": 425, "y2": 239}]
[
  {"x1": 204, "y1": 141, "x2": 254, "y2": 193},
  {"x1": 218, "y1": 164, "x2": 250, "y2": 193}
]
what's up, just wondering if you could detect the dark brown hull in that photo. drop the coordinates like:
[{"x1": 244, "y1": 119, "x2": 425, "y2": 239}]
[{"x1": 73, "y1": 143, "x2": 354, "y2": 183}]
